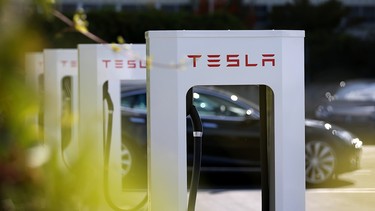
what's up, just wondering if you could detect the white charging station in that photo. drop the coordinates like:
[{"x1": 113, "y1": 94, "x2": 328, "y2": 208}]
[
  {"x1": 25, "y1": 52, "x2": 44, "y2": 142},
  {"x1": 43, "y1": 49, "x2": 79, "y2": 170},
  {"x1": 146, "y1": 30, "x2": 305, "y2": 211},
  {"x1": 78, "y1": 43, "x2": 147, "y2": 210}
]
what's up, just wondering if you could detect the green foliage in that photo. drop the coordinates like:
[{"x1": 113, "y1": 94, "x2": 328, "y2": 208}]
[
  {"x1": 1, "y1": 0, "x2": 47, "y2": 209},
  {"x1": 29, "y1": 12, "x2": 94, "y2": 48},
  {"x1": 0, "y1": 1, "x2": 104, "y2": 210}
]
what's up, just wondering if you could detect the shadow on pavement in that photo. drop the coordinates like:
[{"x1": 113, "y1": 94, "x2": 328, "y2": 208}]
[
  {"x1": 307, "y1": 177, "x2": 355, "y2": 189},
  {"x1": 197, "y1": 171, "x2": 356, "y2": 190},
  {"x1": 197, "y1": 172, "x2": 261, "y2": 190}
]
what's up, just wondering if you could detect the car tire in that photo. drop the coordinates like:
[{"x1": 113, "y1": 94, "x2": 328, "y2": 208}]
[
  {"x1": 121, "y1": 137, "x2": 148, "y2": 189},
  {"x1": 121, "y1": 143, "x2": 133, "y2": 176},
  {"x1": 305, "y1": 140, "x2": 336, "y2": 185}
]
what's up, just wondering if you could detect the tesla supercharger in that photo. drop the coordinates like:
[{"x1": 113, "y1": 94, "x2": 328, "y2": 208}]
[
  {"x1": 25, "y1": 52, "x2": 44, "y2": 142},
  {"x1": 78, "y1": 44, "x2": 147, "y2": 210},
  {"x1": 43, "y1": 49, "x2": 79, "y2": 170},
  {"x1": 146, "y1": 30, "x2": 305, "y2": 211}
]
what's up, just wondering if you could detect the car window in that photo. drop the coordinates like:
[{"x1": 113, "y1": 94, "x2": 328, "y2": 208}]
[
  {"x1": 121, "y1": 90, "x2": 258, "y2": 119},
  {"x1": 193, "y1": 92, "x2": 252, "y2": 118},
  {"x1": 121, "y1": 93, "x2": 147, "y2": 111},
  {"x1": 335, "y1": 83, "x2": 375, "y2": 101}
]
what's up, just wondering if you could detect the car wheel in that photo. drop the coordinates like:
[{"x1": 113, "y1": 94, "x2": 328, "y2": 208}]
[
  {"x1": 305, "y1": 140, "x2": 336, "y2": 185},
  {"x1": 121, "y1": 143, "x2": 133, "y2": 176}
]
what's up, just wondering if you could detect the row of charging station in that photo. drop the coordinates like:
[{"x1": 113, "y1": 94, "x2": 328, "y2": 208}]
[
  {"x1": 25, "y1": 44, "x2": 148, "y2": 210},
  {"x1": 25, "y1": 30, "x2": 305, "y2": 211},
  {"x1": 25, "y1": 53, "x2": 44, "y2": 142}
]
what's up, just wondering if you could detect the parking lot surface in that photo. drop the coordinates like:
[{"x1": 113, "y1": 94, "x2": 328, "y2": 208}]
[{"x1": 195, "y1": 146, "x2": 375, "y2": 211}]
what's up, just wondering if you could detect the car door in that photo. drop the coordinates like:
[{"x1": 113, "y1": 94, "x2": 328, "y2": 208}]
[
  {"x1": 188, "y1": 89, "x2": 261, "y2": 170},
  {"x1": 121, "y1": 89, "x2": 147, "y2": 147}
]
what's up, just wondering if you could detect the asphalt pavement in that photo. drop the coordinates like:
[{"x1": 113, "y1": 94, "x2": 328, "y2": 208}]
[{"x1": 195, "y1": 146, "x2": 375, "y2": 211}]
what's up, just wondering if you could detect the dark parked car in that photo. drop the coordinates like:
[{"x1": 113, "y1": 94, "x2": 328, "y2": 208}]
[
  {"x1": 315, "y1": 79, "x2": 375, "y2": 143},
  {"x1": 120, "y1": 85, "x2": 362, "y2": 186}
]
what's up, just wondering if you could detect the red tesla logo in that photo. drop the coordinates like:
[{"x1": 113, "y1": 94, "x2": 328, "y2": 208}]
[
  {"x1": 187, "y1": 54, "x2": 276, "y2": 68},
  {"x1": 102, "y1": 59, "x2": 146, "y2": 69},
  {"x1": 60, "y1": 60, "x2": 77, "y2": 68}
]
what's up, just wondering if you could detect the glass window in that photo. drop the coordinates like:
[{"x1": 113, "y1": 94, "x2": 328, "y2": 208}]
[
  {"x1": 121, "y1": 93, "x2": 147, "y2": 111},
  {"x1": 121, "y1": 90, "x2": 258, "y2": 118},
  {"x1": 335, "y1": 83, "x2": 375, "y2": 101},
  {"x1": 193, "y1": 92, "x2": 250, "y2": 117}
]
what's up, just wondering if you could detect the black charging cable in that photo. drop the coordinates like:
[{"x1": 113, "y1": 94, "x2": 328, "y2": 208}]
[
  {"x1": 61, "y1": 76, "x2": 73, "y2": 170},
  {"x1": 187, "y1": 89, "x2": 203, "y2": 211},
  {"x1": 259, "y1": 85, "x2": 270, "y2": 211},
  {"x1": 102, "y1": 81, "x2": 148, "y2": 211},
  {"x1": 38, "y1": 74, "x2": 45, "y2": 143}
]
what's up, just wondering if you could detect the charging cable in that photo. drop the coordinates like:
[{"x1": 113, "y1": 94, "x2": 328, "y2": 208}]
[
  {"x1": 61, "y1": 76, "x2": 73, "y2": 170},
  {"x1": 259, "y1": 85, "x2": 270, "y2": 211},
  {"x1": 102, "y1": 81, "x2": 147, "y2": 211},
  {"x1": 187, "y1": 89, "x2": 203, "y2": 211},
  {"x1": 38, "y1": 74, "x2": 44, "y2": 143}
]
